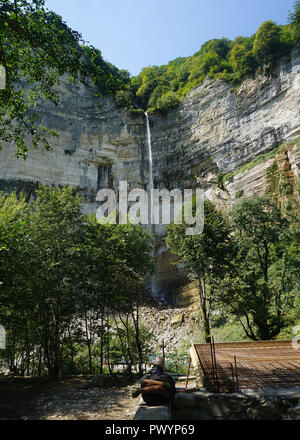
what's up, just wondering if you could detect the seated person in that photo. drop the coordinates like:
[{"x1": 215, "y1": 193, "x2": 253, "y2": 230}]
[{"x1": 132, "y1": 357, "x2": 176, "y2": 406}]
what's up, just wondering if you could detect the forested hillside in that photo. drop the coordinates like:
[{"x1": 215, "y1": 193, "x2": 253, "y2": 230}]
[
  {"x1": 124, "y1": 2, "x2": 300, "y2": 111},
  {"x1": 0, "y1": 0, "x2": 128, "y2": 157},
  {"x1": 1, "y1": 0, "x2": 300, "y2": 155}
]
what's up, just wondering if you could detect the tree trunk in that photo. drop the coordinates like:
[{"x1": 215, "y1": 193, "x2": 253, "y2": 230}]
[
  {"x1": 131, "y1": 297, "x2": 144, "y2": 376},
  {"x1": 68, "y1": 326, "x2": 75, "y2": 374},
  {"x1": 84, "y1": 311, "x2": 93, "y2": 375},
  {"x1": 25, "y1": 330, "x2": 30, "y2": 376},
  {"x1": 37, "y1": 343, "x2": 43, "y2": 377},
  {"x1": 48, "y1": 364, "x2": 60, "y2": 378},
  {"x1": 198, "y1": 277, "x2": 211, "y2": 343},
  {"x1": 106, "y1": 319, "x2": 113, "y2": 376},
  {"x1": 114, "y1": 315, "x2": 129, "y2": 366},
  {"x1": 119, "y1": 314, "x2": 134, "y2": 375},
  {"x1": 203, "y1": 312, "x2": 211, "y2": 343},
  {"x1": 99, "y1": 315, "x2": 104, "y2": 375}
]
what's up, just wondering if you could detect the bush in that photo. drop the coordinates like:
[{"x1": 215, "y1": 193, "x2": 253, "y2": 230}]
[
  {"x1": 253, "y1": 21, "x2": 282, "y2": 66},
  {"x1": 235, "y1": 189, "x2": 244, "y2": 198},
  {"x1": 156, "y1": 91, "x2": 180, "y2": 111},
  {"x1": 130, "y1": 4, "x2": 300, "y2": 112},
  {"x1": 114, "y1": 90, "x2": 133, "y2": 108},
  {"x1": 211, "y1": 322, "x2": 251, "y2": 342},
  {"x1": 289, "y1": 0, "x2": 300, "y2": 41}
]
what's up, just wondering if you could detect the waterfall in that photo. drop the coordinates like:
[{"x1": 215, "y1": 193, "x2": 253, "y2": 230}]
[
  {"x1": 145, "y1": 112, "x2": 158, "y2": 299},
  {"x1": 144, "y1": 113, "x2": 173, "y2": 305},
  {"x1": 145, "y1": 112, "x2": 153, "y2": 226}
]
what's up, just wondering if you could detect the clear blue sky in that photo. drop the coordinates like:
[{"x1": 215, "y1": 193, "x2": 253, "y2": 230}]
[{"x1": 45, "y1": 0, "x2": 296, "y2": 76}]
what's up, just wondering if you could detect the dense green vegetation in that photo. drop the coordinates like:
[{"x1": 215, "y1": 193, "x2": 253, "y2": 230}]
[
  {"x1": 166, "y1": 200, "x2": 233, "y2": 343},
  {"x1": 128, "y1": 1, "x2": 300, "y2": 111},
  {"x1": 0, "y1": 191, "x2": 299, "y2": 378},
  {"x1": 0, "y1": 186, "x2": 154, "y2": 377},
  {"x1": 218, "y1": 197, "x2": 299, "y2": 340},
  {"x1": 166, "y1": 197, "x2": 300, "y2": 342},
  {"x1": 0, "y1": 2, "x2": 299, "y2": 378}
]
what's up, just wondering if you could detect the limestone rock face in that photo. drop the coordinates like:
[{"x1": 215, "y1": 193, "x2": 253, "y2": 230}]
[
  {"x1": 0, "y1": 77, "x2": 149, "y2": 215},
  {"x1": 151, "y1": 54, "x2": 299, "y2": 201},
  {"x1": 1, "y1": 49, "x2": 300, "y2": 305}
]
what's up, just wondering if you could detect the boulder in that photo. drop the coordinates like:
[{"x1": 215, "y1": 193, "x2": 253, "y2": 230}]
[{"x1": 170, "y1": 313, "x2": 184, "y2": 329}]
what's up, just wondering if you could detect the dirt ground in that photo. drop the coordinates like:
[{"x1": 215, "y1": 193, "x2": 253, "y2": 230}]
[{"x1": 0, "y1": 376, "x2": 141, "y2": 420}]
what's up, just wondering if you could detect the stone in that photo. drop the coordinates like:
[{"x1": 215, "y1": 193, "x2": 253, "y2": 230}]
[
  {"x1": 207, "y1": 402, "x2": 231, "y2": 418},
  {"x1": 173, "y1": 394, "x2": 196, "y2": 409},
  {"x1": 170, "y1": 313, "x2": 184, "y2": 328},
  {"x1": 172, "y1": 390, "x2": 300, "y2": 420},
  {"x1": 173, "y1": 409, "x2": 213, "y2": 420},
  {"x1": 255, "y1": 405, "x2": 282, "y2": 420},
  {"x1": 292, "y1": 404, "x2": 300, "y2": 415},
  {"x1": 134, "y1": 403, "x2": 171, "y2": 420}
]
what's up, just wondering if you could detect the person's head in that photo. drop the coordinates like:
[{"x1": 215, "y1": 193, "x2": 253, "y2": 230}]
[{"x1": 153, "y1": 357, "x2": 165, "y2": 368}]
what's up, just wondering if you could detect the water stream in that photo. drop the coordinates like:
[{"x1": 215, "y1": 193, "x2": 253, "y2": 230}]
[
  {"x1": 144, "y1": 113, "x2": 177, "y2": 306},
  {"x1": 145, "y1": 112, "x2": 153, "y2": 227},
  {"x1": 145, "y1": 112, "x2": 159, "y2": 300}
]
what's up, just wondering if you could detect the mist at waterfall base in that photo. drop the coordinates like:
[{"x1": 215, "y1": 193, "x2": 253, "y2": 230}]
[{"x1": 95, "y1": 113, "x2": 202, "y2": 306}]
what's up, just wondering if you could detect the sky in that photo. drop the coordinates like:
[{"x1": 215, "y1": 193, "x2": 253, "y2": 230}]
[{"x1": 44, "y1": 0, "x2": 296, "y2": 76}]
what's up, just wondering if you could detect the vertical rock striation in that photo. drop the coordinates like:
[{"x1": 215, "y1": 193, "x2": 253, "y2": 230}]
[{"x1": 0, "y1": 49, "x2": 299, "y2": 305}]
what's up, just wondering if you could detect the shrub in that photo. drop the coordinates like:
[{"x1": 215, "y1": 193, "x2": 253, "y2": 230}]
[{"x1": 156, "y1": 91, "x2": 180, "y2": 111}]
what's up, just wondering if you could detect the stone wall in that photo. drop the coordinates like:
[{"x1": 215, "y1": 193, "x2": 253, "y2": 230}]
[{"x1": 172, "y1": 389, "x2": 300, "y2": 420}]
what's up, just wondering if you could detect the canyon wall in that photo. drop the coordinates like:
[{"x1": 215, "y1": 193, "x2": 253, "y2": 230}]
[{"x1": 0, "y1": 49, "x2": 299, "y2": 305}]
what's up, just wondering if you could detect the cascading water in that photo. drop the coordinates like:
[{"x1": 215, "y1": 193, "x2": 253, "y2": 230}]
[
  {"x1": 144, "y1": 113, "x2": 178, "y2": 307},
  {"x1": 145, "y1": 113, "x2": 168, "y2": 304},
  {"x1": 145, "y1": 112, "x2": 158, "y2": 299},
  {"x1": 145, "y1": 112, "x2": 153, "y2": 227}
]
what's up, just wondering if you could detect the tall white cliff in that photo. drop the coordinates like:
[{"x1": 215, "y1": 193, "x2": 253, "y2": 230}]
[{"x1": 0, "y1": 49, "x2": 299, "y2": 304}]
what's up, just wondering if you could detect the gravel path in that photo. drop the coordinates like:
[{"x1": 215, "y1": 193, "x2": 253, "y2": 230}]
[{"x1": 0, "y1": 377, "x2": 140, "y2": 420}]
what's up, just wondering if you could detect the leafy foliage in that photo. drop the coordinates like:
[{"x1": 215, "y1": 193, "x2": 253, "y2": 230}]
[
  {"x1": 166, "y1": 200, "x2": 233, "y2": 342},
  {"x1": 215, "y1": 197, "x2": 300, "y2": 340},
  {"x1": 165, "y1": 196, "x2": 299, "y2": 342},
  {"x1": 0, "y1": 186, "x2": 153, "y2": 377},
  {"x1": 0, "y1": 0, "x2": 127, "y2": 158},
  {"x1": 1, "y1": 0, "x2": 299, "y2": 145},
  {"x1": 288, "y1": 0, "x2": 300, "y2": 42},
  {"x1": 252, "y1": 21, "x2": 288, "y2": 73},
  {"x1": 130, "y1": 4, "x2": 300, "y2": 111}
]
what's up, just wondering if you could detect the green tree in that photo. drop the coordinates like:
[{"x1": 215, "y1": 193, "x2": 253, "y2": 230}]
[
  {"x1": 0, "y1": 191, "x2": 32, "y2": 374},
  {"x1": 229, "y1": 43, "x2": 256, "y2": 77},
  {"x1": 252, "y1": 21, "x2": 282, "y2": 70},
  {"x1": 0, "y1": 0, "x2": 125, "y2": 158},
  {"x1": 289, "y1": 0, "x2": 300, "y2": 41},
  {"x1": 0, "y1": 186, "x2": 154, "y2": 377},
  {"x1": 156, "y1": 91, "x2": 179, "y2": 111},
  {"x1": 217, "y1": 197, "x2": 299, "y2": 340},
  {"x1": 75, "y1": 219, "x2": 153, "y2": 375},
  {"x1": 24, "y1": 186, "x2": 85, "y2": 376},
  {"x1": 107, "y1": 222, "x2": 154, "y2": 374},
  {"x1": 166, "y1": 200, "x2": 233, "y2": 342},
  {"x1": 194, "y1": 38, "x2": 232, "y2": 59},
  {"x1": 109, "y1": 320, "x2": 152, "y2": 372},
  {"x1": 201, "y1": 51, "x2": 220, "y2": 75},
  {"x1": 130, "y1": 16, "x2": 299, "y2": 112}
]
